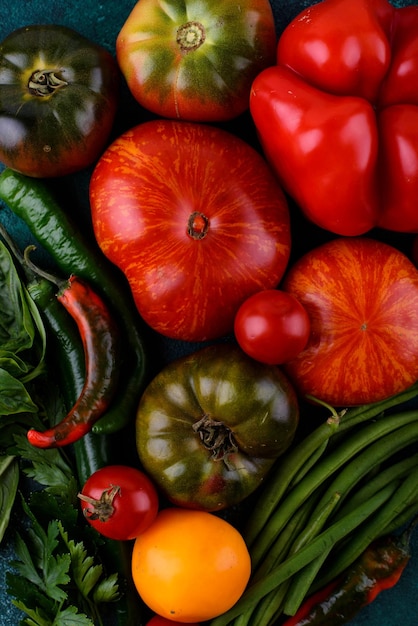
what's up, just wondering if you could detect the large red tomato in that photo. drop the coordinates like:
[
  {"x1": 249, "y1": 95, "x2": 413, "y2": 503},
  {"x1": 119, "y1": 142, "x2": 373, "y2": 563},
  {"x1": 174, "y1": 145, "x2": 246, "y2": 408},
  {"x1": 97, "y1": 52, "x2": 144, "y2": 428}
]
[
  {"x1": 282, "y1": 237, "x2": 418, "y2": 406},
  {"x1": 89, "y1": 119, "x2": 291, "y2": 341}
]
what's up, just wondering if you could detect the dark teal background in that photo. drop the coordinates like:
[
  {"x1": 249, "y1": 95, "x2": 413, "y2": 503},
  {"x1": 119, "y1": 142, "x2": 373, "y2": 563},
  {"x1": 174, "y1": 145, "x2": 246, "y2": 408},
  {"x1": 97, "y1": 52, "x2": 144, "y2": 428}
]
[{"x1": 0, "y1": 1, "x2": 417, "y2": 624}]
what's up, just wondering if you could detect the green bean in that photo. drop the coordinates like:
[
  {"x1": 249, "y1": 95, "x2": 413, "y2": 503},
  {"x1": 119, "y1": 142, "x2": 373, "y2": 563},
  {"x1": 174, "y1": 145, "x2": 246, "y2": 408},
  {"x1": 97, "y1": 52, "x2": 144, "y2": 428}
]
[
  {"x1": 309, "y1": 465, "x2": 418, "y2": 595},
  {"x1": 249, "y1": 411, "x2": 418, "y2": 567},
  {"x1": 250, "y1": 492, "x2": 320, "y2": 584},
  {"x1": 270, "y1": 550, "x2": 332, "y2": 626},
  {"x1": 243, "y1": 383, "x2": 418, "y2": 549},
  {"x1": 331, "y1": 453, "x2": 418, "y2": 522},
  {"x1": 261, "y1": 493, "x2": 342, "y2": 625},
  {"x1": 248, "y1": 426, "x2": 418, "y2": 624},
  {"x1": 381, "y1": 500, "x2": 418, "y2": 536},
  {"x1": 286, "y1": 438, "x2": 330, "y2": 491},
  {"x1": 243, "y1": 410, "x2": 341, "y2": 547},
  {"x1": 210, "y1": 482, "x2": 395, "y2": 626},
  {"x1": 282, "y1": 479, "x2": 402, "y2": 619},
  {"x1": 299, "y1": 418, "x2": 418, "y2": 530},
  {"x1": 251, "y1": 579, "x2": 292, "y2": 626},
  {"x1": 289, "y1": 491, "x2": 342, "y2": 555}
]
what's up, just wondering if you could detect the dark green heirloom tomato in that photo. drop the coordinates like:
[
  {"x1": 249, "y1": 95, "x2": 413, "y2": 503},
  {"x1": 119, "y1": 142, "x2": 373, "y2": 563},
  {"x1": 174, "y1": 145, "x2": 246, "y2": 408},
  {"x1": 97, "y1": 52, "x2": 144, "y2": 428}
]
[
  {"x1": 116, "y1": 0, "x2": 277, "y2": 122},
  {"x1": 0, "y1": 25, "x2": 119, "y2": 177},
  {"x1": 136, "y1": 344, "x2": 299, "y2": 512}
]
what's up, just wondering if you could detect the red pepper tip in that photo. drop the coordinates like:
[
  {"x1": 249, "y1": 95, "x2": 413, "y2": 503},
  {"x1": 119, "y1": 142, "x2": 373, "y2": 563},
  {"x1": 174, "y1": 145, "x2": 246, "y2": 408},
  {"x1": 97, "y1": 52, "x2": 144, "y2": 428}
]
[{"x1": 27, "y1": 428, "x2": 56, "y2": 449}]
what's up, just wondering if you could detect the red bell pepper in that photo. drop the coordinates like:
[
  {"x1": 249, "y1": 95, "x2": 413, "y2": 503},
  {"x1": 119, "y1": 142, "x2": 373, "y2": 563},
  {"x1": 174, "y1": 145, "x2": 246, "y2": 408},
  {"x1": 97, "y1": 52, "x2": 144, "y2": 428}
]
[{"x1": 250, "y1": 0, "x2": 418, "y2": 236}]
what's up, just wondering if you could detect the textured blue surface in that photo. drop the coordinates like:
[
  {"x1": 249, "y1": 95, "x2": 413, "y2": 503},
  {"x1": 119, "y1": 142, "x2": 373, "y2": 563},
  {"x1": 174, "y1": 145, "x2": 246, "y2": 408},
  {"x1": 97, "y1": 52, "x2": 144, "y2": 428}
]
[{"x1": 0, "y1": 1, "x2": 418, "y2": 624}]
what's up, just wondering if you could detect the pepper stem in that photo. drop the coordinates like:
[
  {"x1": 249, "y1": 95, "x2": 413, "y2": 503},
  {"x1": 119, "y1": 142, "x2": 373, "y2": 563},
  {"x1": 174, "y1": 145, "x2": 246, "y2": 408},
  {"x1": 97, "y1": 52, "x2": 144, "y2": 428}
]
[{"x1": 23, "y1": 245, "x2": 68, "y2": 292}]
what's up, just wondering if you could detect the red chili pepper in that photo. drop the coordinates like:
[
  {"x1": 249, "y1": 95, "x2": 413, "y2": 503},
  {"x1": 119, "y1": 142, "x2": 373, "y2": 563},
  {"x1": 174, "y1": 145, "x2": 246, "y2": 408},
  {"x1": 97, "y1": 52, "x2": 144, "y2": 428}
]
[
  {"x1": 282, "y1": 521, "x2": 416, "y2": 626},
  {"x1": 27, "y1": 273, "x2": 120, "y2": 448}
]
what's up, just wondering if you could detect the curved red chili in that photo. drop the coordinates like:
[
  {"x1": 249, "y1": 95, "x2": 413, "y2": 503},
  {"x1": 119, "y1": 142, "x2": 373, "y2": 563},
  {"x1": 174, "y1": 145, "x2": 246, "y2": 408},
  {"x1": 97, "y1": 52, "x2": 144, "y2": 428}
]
[
  {"x1": 282, "y1": 521, "x2": 416, "y2": 626},
  {"x1": 27, "y1": 273, "x2": 120, "y2": 448}
]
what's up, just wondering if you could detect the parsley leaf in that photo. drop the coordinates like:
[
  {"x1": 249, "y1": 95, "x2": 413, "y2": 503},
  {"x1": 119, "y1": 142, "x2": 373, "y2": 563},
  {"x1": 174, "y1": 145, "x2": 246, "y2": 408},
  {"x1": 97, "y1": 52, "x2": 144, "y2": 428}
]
[
  {"x1": 12, "y1": 499, "x2": 70, "y2": 602},
  {"x1": 59, "y1": 522, "x2": 120, "y2": 604},
  {"x1": 7, "y1": 497, "x2": 120, "y2": 625},
  {"x1": 11, "y1": 601, "x2": 94, "y2": 626}
]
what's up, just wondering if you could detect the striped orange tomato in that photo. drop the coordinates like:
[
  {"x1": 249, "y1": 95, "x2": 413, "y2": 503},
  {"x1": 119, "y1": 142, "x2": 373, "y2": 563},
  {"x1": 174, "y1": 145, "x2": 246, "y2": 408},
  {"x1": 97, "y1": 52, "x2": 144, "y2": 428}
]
[{"x1": 283, "y1": 237, "x2": 418, "y2": 406}]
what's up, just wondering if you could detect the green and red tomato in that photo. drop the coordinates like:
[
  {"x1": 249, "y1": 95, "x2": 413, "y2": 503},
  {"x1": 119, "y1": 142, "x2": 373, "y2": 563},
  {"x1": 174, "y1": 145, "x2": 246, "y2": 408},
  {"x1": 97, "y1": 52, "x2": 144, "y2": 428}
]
[
  {"x1": 0, "y1": 25, "x2": 119, "y2": 177},
  {"x1": 135, "y1": 343, "x2": 299, "y2": 512},
  {"x1": 116, "y1": 0, "x2": 277, "y2": 121}
]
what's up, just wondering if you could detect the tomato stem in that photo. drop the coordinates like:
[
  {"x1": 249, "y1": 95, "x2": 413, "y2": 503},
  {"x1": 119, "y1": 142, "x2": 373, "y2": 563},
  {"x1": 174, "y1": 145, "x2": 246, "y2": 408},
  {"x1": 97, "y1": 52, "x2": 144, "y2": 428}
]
[
  {"x1": 78, "y1": 484, "x2": 121, "y2": 522},
  {"x1": 28, "y1": 68, "x2": 68, "y2": 96},
  {"x1": 187, "y1": 211, "x2": 209, "y2": 240},
  {"x1": 193, "y1": 414, "x2": 238, "y2": 466},
  {"x1": 176, "y1": 21, "x2": 206, "y2": 53}
]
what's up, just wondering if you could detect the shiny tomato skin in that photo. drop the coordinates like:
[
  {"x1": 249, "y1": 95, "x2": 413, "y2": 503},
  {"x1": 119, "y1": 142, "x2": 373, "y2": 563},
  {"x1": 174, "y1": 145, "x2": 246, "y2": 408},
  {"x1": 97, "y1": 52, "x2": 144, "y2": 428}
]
[
  {"x1": 234, "y1": 289, "x2": 311, "y2": 365},
  {"x1": 0, "y1": 25, "x2": 119, "y2": 178},
  {"x1": 136, "y1": 344, "x2": 299, "y2": 512},
  {"x1": 283, "y1": 237, "x2": 418, "y2": 406},
  {"x1": 131, "y1": 508, "x2": 251, "y2": 622},
  {"x1": 116, "y1": 0, "x2": 276, "y2": 122},
  {"x1": 90, "y1": 119, "x2": 291, "y2": 342},
  {"x1": 79, "y1": 465, "x2": 159, "y2": 541}
]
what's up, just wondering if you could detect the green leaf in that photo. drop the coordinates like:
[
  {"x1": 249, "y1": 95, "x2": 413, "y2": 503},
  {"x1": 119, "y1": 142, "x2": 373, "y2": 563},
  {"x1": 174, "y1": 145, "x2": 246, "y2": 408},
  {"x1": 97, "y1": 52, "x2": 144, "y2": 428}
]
[
  {"x1": 6, "y1": 570, "x2": 55, "y2": 616},
  {"x1": 0, "y1": 368, "x2": 38, "y2": 415},
  {"x1": 28, "y1": 491, "x2": 79, "y2": 532},
  {"x1": 12, "y1": 502, "x2": 71, "y2": 603},
  {"x1": 0, "y1": 239, "x2": 46, "y2": 388},
  {"x1": 10, "y1": 600, "x2": 51, "y2": 626},
  {"x1": 0, "y1": 455, "x2": 19, "y2": 542},
  {"x1": 0, "y1": 240, "x2": 36, "y2": 354},
  {"x1": 58, "y1": 522, "x2": 120, "y2": 603},
  {"x1": 13, "y1": 434, "x2": 74, "y2": 481},
  {"x1": 52, "y1": 606, "x2": 94, "y2": 626},
  {"x1": 92, "y1": 572, "x2": 120, "y2": 604},
  {"x1": 11, "y1": 600, "x2": 94, "y2": 626}
]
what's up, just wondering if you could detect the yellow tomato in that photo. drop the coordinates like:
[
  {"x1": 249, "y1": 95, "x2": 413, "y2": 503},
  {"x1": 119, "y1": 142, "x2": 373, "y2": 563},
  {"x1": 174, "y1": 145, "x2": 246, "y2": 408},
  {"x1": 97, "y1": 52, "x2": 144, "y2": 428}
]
[{"x1": 131, "y1": 508, "x2": 251, "y2": 622}]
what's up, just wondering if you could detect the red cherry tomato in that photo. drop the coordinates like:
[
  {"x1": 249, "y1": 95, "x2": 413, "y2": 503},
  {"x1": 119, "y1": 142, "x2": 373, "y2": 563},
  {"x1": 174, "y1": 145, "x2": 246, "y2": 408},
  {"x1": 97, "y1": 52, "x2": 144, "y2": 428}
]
[
  {"x1": 234, "y1": 289, "x2": 311, "y2": 365},
  {"x1": 78, "y1": 465, "x2": 159, "y2": 540},
  {"x1": 146, "y1": 617, "x2": 200, "y2": 626}
]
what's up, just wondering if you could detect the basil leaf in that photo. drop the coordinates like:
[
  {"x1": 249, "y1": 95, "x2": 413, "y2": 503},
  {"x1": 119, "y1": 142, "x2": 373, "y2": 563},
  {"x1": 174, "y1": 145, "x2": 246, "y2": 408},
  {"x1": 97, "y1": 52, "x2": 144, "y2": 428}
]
[
  {"x1": 0, "y1": 368, "x2": 38, "y2": 415},
  {"x1": 0, "y1": 240, "x2": 45, "y2": 382},
  {"x1": 0, "y1": 455, "x2": 19, "y2": 543}
]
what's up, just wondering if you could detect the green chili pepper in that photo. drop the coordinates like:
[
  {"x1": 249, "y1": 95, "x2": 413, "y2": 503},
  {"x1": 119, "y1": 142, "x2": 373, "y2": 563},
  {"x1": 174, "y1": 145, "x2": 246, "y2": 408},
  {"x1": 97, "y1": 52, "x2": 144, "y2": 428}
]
[
  {"x1": 0, "y1": 223, "x2": 143, "y2": 625},
  {"x1": 0, "y1": 167, "x2": 149, "y2": 434}
]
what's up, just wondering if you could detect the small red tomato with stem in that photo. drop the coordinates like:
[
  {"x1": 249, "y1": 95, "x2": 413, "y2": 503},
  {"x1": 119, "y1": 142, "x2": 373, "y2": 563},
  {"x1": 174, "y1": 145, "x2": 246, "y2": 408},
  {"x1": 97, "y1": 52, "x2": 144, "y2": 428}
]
[
  {"x1": 234, "y1": 289, "x2": 311, "y2": 365},
  {"x1": 78, "y1": 465, "x2": 159, "y2": 540}
]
